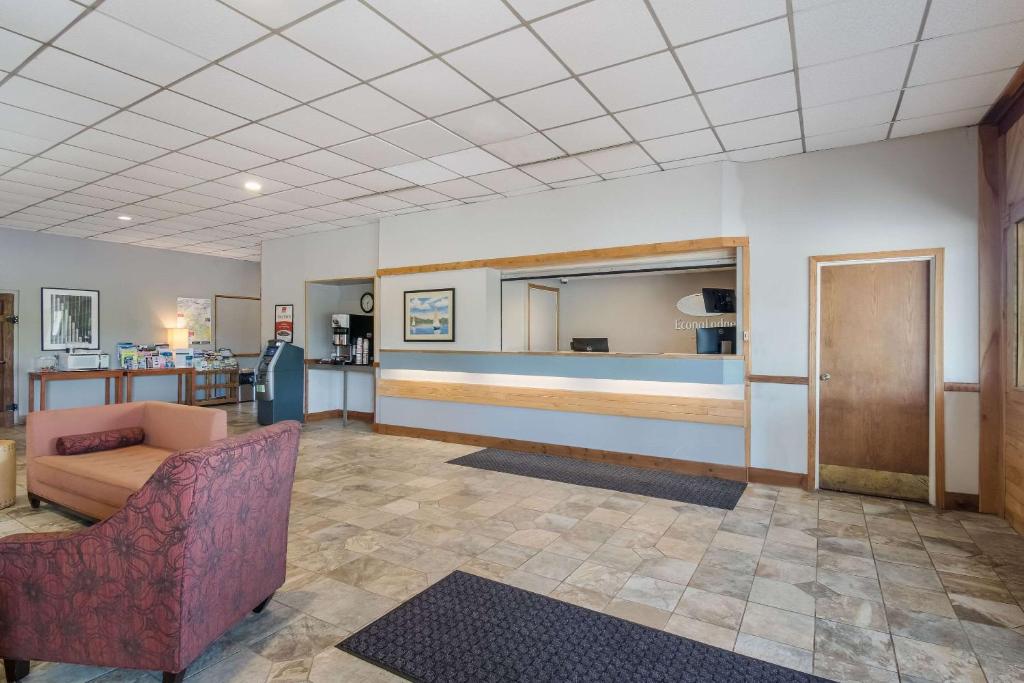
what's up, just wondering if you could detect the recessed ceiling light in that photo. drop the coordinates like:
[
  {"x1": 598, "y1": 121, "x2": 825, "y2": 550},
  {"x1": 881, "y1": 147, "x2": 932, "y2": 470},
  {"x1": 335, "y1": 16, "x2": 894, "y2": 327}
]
[
  {"x1": 117, "y1": 215, "x2": 132, "y2": 221},
  {"x1": 244, "y1": 180, "x2": 262, "y2": 192}
]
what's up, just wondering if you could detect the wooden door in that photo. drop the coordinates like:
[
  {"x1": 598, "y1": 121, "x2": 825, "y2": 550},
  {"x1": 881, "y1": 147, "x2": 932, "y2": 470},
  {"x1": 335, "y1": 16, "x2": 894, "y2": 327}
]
[
  {"x1": 528, "y1": 285, "x2": 559, "y2": 352},
  {"x1": 0, "y1": 294, "x2": 13, "y2": 428},
  {"x1": 818, "y1": 261, "x2": 930, "y2": 500}
]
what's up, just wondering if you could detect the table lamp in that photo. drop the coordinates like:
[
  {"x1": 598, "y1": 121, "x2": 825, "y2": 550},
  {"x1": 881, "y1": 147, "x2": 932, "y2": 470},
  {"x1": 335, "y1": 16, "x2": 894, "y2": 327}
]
[{"x1": 167, "y1": 327, "x2": 190, "y2": 350}]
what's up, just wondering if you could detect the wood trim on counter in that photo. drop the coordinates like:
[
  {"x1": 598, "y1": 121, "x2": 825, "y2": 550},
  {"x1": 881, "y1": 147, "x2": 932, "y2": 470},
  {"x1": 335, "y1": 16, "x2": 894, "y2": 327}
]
[
  {"x1": 748, "y1": 375, "x2": 809, "y2": 385},
  {"x1": 305, "y1": 409, "x2": 374, "y2": 423},
  {"x1": 943, "y1": 491, "x2": 980, "y2": 513},
  {"x1": 376, "y1": 237, "x2": 748, "y2": 276},
  {"x1": 377, "y1": 379, "x2": 745, "y2": 426},
  {"x1": 748, "y1": 467, "x2": 807, "y2": 489},
  {"x1": 944, "y1": 382, "x2": 980, "y2": 393},
  {"x1": 374, "y1": 423, "x2": 749, "y2": 482},
  {"x1": 377, "y1": 348, "x2": 741, "y2": 360}
]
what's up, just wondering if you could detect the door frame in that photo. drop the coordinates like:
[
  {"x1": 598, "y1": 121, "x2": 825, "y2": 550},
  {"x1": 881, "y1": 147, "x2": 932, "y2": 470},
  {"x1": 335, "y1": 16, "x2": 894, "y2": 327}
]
[
  {"x1": 527, "y1": 283, "x2": 560, "y2": 351},
  {"x1": 0, "y1": 290, "x2": 18, "y2": 427},
  {"x1": 807, "y1": 248, "x2": 945, "y2": 508}
]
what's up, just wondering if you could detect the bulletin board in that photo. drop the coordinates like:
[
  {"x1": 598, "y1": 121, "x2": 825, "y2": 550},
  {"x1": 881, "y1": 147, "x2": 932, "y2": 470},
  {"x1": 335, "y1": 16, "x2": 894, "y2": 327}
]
[{"x1": 214, "y1": 295, "x2": 261, "y2": 357}]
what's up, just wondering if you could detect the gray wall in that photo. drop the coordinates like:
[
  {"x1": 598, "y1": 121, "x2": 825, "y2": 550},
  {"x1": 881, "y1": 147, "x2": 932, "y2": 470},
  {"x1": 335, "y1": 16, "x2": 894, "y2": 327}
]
[{"x1": 0, "y1": 228, "x2": 260, "y2": 419}]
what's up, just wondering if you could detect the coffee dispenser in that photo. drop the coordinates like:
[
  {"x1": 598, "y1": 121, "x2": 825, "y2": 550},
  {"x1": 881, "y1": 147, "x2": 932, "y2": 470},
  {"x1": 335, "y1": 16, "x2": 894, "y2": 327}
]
[{"x1": 331, "y1": 313, "x2": 350, "y2": 362}]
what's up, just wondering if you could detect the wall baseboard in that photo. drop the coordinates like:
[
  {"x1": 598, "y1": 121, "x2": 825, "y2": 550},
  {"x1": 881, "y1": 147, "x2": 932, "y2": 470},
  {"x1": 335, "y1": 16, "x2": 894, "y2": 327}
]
[
  {"x1": 374, "y1": 422, "x2": 750, "y2": 483},
  {"x1": 944, "y1": 491, "x2": 980, "y2": 512},
  {"x1": 748, "y1": 467, "x2": 807, "y2": 489},
  {"x1": 305, "y1": 409, "x2": 374, "y2": 423}
]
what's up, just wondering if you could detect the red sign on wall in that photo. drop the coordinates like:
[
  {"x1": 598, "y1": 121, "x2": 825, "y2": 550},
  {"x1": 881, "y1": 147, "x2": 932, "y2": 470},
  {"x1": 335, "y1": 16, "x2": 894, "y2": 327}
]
[{"x1": 274, "y1": 304, "x2": 293, "y2": 343}]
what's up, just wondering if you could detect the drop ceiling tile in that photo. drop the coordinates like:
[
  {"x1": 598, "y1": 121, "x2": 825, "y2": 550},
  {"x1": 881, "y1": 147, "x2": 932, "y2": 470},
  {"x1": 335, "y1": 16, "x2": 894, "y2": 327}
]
[
  {"x1": 426, "y1": 177, "x2": 491, "y2": 198},
  {"x1": 331, "y1": 137, "x2": 418, "y2": 168},
  {"x1": 75, "y1": 183, "x2": 148, "y2": 203},
  {"x1": 0, "y1": 0, "x2": 83, "y2": 41},
  {"x1": 270, "y1": 188, "x2": 337, "y2": 207},
  {"x1": 521, "y1": 156, "x2": 591, "y2": 183},
  {"x1": 0, "y1": 129, "x2": 51, "y2": 154},
  {"x1": 263, "y1": 106, "x2": 364, "y2": 147},
  {"x1": 924, "y1": 0, "x2": 1024, "y2": 39},
  {"x1": 798, "y1": 45, "x2": 912, "y2": 107},
  {"x1": 0, "y1": 178, "x2": 64, "y2": 198},
  {"x1": 794, "y1": 0, "x2": 926, "y2": 67},
  {"x1": 98, "y1": 0, "x2": 267, "y2": 60},
  {"x1": 0, "y1": 149, "x2": 30, "y2": 166},
  {"x1": 446, "y1": 27, "x2": 569, "y2": 98},
  {"x1": 640, "y1": 128, "x2": 721, "y2": 162},
  {"x1": 484, "y1": 132, "x2": 564, "y2": 164},
  {"x1": 506, "y1": 0, "x2": 580, "y2": 21},
  {"x1": 159, "y1": 190, "x2": 227, "y2": 208},
  {"x1": 701, "y1": 72, "x2": 797, "y2": 125},
  {"x1": 368, "y1": 0, "x2": 518, "y2": 53},
  {"x1": 220, "y1": 0, "x2": 335, "y2": 29},
  {"x1": 380, "y1": 121, "x2": 473, "y2": 158},
  {"x1": 430, "y1": 147, "x2": 509, "y2": 176},
  {"x1": 3, "y1": 169, "x2": 83, "y2": 191},
  {"x1": 173, "y1": 66, "x2": 298, "y2": 120},
  {"x1": 544, "y1": 115, "x2": 631, "y2": 154},
  {"x1": 0, "y1": 76, "x2": 116, "y2": 125},
  {"x1": 899, "y1": 68, "x2": 1016, "y2": 120},
  {"x1": 436, "y1": 102, "x2": 535, "y2": 145},
  {"x1": 550, "y1": 175, "x2": 600, "y2": 188},
  {"x1": 727, "y1": 139, "x2": 803, "y2": 162},
  {"x1": 502, "y1": 80, "x2": 603, "y2": 130},
  {"x1": 139, "y1": 196, "x2": 216, "y2": 213},
  {"x1": 218, "y1": 124, "x2": 316, "y2": 159},
  {"x1": 288, "y1": 150, "x2": 372, "y2": 177},
  {"x1": 249, "y1": 161, "x2": 328, "y2": 186},
  {"x1": 201, "y1": 192, "x2": 269, "y2": 210},
  {"x1": 532, "y1": 0, "x2": 665, "y2": 73},
  {"x1": 805, "y1": 124, "x2": 889, "y2": 152},
  {"x1": 676, "y1": 18, "x2": 792, "y2": 91},
  {"x1": 313, "y1": 85, "x2": 422, "y2": 133},
  {"x1": 181, "y1": 139, "x2": 273, "y2": 170},
  {"x1": 581, "y1": 53, "x2": 691, "y2": 113},
  {"x1": 615, "y1": 96, "x2": 706, "y2": 140},
  {"x1": 909, "y1": 23, "x2": 1024, "y2": 86},
  {"x1": 217, "y1": 172, "x2": 292, "y2": 194},
  {"x1": 98, "y1": 174, "x2": 174, "y2": 196},
  {"x1": 20, "y1": 157, "x2": 108, "y2": 183},
  {"x1": 0, "y1": 102, "x2": 83, "y2": 141},
  {"x1": 715, "y1": 111, "x2": 800, "y2": 150},
  {"x1": 893, "y1": 106, "x2": 991, "y2": 137},
  {"x1": 314, "y1": 200, "x2": 373, "y2": 217},
  {"x1": 61, "y1": 192, "x2": 125, "y2": 209},
  {"x1": 373, "y1": 60, "x2": 489, "y2": 117},
  {"x1": 132, "y1": 92, "x2": 248, "y2": 136},
  {"x1": 288, "y1": 206, "x2": 339, "y2": 222},
  {"x1": 470, "y1": 167, "x2": 542, "y2": 192},
  {"x1": 123, "y1": 164, "x2": 204, "y2": 189},
  {"x1": 344, "y1": 170, "x2": 411, "y2": 192},
  {"x1": 0, "y1": 28, "x2": 40, "y2": 71},
  {"x1": 351, "y1": 194, "x2": 411, "y2": 212},
  {"x1": 96, "y1": 112, "x2": 205, "y2": 149},
  {"x1": 384, "y1": 159, "x2": 459, "y2": 185},
  {"x1": 650, "y1": 0, "x2": 786, "y2": 46},
  {"x1": 285, "y1": 1, "x2": 429, "y2": 80},
  {"x1": 578, "y1": 143, "x2": 654, "y2": 174},
  {"x1": 601, "y1": 164, "x2": 657, "y2": 179},
  {"x1": 222, "y1": 36, "x2": 357, "y2": 101},
  {"x1": 802, "y1": 91, "x2": 898, "y2": 136},
  {"x1": 149, "y1": 153, "x2": 236, "y2": 180},
  {"x1": 19, "y1": 48, "x2": 159, "y2": 107},
  {"x1": 66, "y1": 128, "x2": 165, "y2": 162},
  {"x1": 55, "y1": 11, "x2": 206, "y2": 85},
  {"x1": 387, "y1": 186, "x2": 451, "y2": 205}
]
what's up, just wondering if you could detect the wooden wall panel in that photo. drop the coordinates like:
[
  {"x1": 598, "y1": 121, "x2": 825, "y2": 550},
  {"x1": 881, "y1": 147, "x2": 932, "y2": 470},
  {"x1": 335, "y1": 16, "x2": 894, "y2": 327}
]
[
  {"x1": 1004, "y1": 119, "x2": 1024, "y2": 530},
  {"x1": 377, "y1": 379, "x2": 745, "y2": 426}
]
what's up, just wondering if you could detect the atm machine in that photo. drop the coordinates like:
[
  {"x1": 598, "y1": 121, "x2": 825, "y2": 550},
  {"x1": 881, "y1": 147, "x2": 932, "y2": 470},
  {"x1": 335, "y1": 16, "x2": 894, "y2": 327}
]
[{"x1": 255, "y1": 340, "x2": 304, "y2": 425}]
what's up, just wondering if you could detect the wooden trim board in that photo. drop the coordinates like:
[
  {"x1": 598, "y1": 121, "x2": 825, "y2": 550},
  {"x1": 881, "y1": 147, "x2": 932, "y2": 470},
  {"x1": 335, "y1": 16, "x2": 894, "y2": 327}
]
[
  {"x1": 748, "y1": 467, "x2": 807, "y2": 489},
  {"x1": 748, "y1": 375, "x2": 809, "y2": 385},
  {"x1": 374, "y1": 423, "x2": 748, "y2": 482},
  {"x1": 944, "y1": 383, "x2": 980, "y2": 393},
  {"x1": 376, "y1": 237, "x2": 748, "y2": 276},
  {"x1": 378, "y1": 379, "x2": 745, "y2": 426},
  {"x1": 305, "y1": 409, "x2": 374, "y2": 423},
  {"x1": 944, "y1": 491, "x2": 980, "y2": 513}
]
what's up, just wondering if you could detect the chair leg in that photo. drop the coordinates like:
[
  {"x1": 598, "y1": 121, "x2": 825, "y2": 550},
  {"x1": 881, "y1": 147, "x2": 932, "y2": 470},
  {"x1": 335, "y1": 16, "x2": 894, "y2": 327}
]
[
  {"x1": 253, "y1": 593, "x2": 274, "y2": 613},
  {"x1": 4, "y1": 659, "x2": 30, "y2": 682},
  {"x1": 162, "y1": 669, "x2": 186, "y2": 683},
  {"x1": 27, "y1": 494, "x2": 40, "y2": 509}
]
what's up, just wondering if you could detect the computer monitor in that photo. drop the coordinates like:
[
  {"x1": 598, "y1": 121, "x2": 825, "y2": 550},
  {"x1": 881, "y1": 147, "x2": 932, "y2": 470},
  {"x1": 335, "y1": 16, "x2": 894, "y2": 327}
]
[
  {"x1": 696, "y1": 326, "x2": 737, "y2": 354},
  {"x1": 702, "y1": 288, "x2": 736, "y2": 313},
  {"x1": 571, "y1": 337, "x2": 609, "y2": 352}
]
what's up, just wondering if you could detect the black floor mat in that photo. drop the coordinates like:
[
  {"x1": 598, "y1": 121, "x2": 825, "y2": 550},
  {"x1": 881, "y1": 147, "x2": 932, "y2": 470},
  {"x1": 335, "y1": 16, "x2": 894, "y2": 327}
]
[
  {"x1": 448, "y1": 448, "x2": 746, "y2": 510},
  {"x1": 339, "y1": 571, "x2": 825, "y2": 682}
]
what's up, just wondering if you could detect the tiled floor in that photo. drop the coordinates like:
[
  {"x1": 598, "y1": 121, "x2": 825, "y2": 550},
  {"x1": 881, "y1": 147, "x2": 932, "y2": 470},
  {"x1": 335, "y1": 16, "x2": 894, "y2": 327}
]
[{"x1": 3, "y1": 405, "x2": 1024, "y2": 682}]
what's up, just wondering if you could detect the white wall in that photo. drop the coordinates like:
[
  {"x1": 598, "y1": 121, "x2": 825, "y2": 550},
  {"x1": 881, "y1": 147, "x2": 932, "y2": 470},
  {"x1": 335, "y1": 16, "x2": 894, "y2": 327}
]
[{"x1": 0, "y1": 228, "x2": 260, "y2": 417}]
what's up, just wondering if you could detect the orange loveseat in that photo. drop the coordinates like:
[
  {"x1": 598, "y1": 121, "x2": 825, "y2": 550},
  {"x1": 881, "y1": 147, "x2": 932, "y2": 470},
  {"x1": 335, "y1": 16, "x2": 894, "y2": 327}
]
[{"x1": 26, "y1": 401, "x2": 228, "y2": 520}]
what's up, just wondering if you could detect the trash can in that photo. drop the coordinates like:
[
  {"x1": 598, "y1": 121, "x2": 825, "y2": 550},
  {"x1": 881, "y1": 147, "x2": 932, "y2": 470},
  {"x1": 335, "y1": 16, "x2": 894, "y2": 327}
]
[{"x1": 0, "y1": 440, "x2": 15, "y2": 510}]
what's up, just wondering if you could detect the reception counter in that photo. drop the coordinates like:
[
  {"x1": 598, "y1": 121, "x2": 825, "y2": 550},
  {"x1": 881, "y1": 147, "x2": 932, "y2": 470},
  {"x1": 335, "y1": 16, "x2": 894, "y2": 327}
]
[{"x1": 375, "y1": 349, "x2": 747, "y2": 476}]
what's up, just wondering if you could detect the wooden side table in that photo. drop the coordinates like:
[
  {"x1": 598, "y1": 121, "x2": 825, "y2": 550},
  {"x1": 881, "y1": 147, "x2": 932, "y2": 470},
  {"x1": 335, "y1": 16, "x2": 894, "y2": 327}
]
[
  {"x1": 123, "y1": 368, "x2": 194, "y2": 405},
  {"x1": 27, "y1": 370, "x2": 124, "y2": 413}
]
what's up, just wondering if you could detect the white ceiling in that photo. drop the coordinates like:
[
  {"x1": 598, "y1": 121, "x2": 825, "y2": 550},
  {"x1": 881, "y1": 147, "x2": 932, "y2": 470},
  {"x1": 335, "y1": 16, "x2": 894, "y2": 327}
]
[{"x1": 0, "y1": 0, "x2": 1021, "y2": 261}]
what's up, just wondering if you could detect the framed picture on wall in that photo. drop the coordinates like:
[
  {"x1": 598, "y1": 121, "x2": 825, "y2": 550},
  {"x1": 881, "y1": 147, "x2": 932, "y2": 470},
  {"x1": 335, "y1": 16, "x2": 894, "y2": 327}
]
[
  {"x1": 41, "y1": 287, "x2": 99, "y2": 350},
  {"x1": 404, "y1": 288, "x2": 454, "y2": 342}
]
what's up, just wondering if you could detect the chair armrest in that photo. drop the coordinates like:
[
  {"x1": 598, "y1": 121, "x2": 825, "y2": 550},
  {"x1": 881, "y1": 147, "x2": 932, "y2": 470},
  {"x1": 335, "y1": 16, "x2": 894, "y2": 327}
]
[{"x1": 142, "y1": 402, "x2": 228, "y2": 452}]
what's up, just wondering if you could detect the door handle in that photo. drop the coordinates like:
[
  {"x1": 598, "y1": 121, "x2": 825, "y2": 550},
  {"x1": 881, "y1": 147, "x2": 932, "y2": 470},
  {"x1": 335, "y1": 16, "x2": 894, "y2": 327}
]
[{"x1": 820, "y1": 372, "x2": 831, "y2": 382}]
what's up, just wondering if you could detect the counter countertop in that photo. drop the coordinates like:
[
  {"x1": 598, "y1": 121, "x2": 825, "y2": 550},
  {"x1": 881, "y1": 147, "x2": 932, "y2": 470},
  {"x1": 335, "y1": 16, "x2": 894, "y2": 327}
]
[{"x1": 378, "y1": 349, "x2": 741, "y2": 360}]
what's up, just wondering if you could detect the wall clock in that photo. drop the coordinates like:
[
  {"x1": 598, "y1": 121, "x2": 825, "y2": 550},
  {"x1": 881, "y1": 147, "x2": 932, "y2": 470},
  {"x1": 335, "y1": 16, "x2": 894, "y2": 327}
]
[{"x1": 360, "y1": 292, "x2": 374, "y2": 313}]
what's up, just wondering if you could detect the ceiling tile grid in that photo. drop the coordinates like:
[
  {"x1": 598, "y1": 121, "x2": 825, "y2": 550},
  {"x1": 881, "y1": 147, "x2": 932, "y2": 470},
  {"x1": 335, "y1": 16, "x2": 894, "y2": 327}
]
[{"x1": 0, "y1": 0, "x2": 1019, "y2": 261}]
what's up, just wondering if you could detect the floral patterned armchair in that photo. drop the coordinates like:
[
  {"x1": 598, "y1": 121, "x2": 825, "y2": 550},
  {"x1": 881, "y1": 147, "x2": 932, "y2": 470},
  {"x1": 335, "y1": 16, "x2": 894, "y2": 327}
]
[{"x1": 0, "y1": 421, "x2": 301, "y2": 683}]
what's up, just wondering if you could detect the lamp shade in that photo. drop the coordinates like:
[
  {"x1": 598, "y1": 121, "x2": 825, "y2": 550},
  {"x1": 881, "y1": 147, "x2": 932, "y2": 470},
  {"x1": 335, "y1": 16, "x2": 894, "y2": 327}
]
[{"x1": 167, "y1": 327, "x2": 190, "y2": 349}]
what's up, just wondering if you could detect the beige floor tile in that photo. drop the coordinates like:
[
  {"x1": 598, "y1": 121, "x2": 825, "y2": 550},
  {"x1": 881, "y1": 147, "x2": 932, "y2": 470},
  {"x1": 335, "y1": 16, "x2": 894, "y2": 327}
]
[
  {"x1": 615, "y1": 575, "x2": 685, "y2": 611},
  {"x1": 740, "y1": 602, "x2": 815, "y2": 650},
  {"x1": 564, "y1": 561, "x2": 632, "y2": 597},
  {"x1": 519, "y1": 550, "x2": 583, "y2": 582},
  {"x1": 603, "y1": 597, "x2": 672, "y2": 629},
  {"x1": 664, "y1": 614, "x2": 738, "y2": 650},
  {"x1": 734, "y1": 633, "x2": 813, "y2": 673},
  {"x1": 814, "y1": 618, "x2": 897, "y2": 672},
  {"x1": 892, "y1": 635, "x2": 986, "y2": 682},
  {"x1": 675, "y1": 587, "x2": 746, "y2": 630},
  {"x1": 815, "y1": 594, "x2": 888, "y2": 632},
  {"x1": 748, "y1": 576, "x2": 816, "y2": 616}
]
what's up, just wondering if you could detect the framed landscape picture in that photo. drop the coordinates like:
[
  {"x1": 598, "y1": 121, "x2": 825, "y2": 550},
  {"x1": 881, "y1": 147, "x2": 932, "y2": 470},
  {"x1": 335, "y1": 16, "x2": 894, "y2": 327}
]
[
  {"x1": 404, "y1": 288, "x2": 454, "y2": 342},
  {"x1": 41, "y1": 287, "x2": 100, "y2": 350}
]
